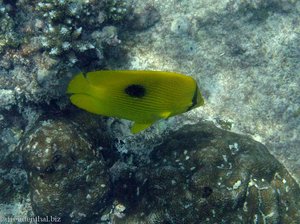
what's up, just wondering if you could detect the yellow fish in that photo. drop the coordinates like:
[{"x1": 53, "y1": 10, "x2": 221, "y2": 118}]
[{"x1": 67, "y1": 70, "x2": 204, "y2": 134}]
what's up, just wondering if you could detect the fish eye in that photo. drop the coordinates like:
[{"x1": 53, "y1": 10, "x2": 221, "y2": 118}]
[{"x1": 125, "y1": 84, "x2": 146, "y2": 98}]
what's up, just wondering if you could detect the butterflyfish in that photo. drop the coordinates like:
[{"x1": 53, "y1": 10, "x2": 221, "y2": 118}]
[{"x1": 67, "y1": 70, "x2": 204, "y2": 134}]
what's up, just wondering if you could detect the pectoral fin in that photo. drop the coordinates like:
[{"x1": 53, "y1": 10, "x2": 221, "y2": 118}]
[{"x1": 131, "y1": 122, "x2": 154, "y2": 134}]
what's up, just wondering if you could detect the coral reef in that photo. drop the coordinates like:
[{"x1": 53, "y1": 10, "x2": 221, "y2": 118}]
[
  {"x1": 106, "y1": 0, "x2": 128, "y2": 21},
  {"x1": 110, "y1": 122, "x2": 300, "y2": 223},
  {"x1": 0, "y1": 0, "x2": 299, "y2": 222},
  {"x1": 19, "y1": 115, "x2": 111, "y2": 223},
  {"x1": 0, "y1": 0, "x2": 130, "y2": 109},
  {"x1": 0, "y1": 0, "x2": 162, "y2": 219},
  {"x1": 126, "y1": 4, "x2": 161, "y2": 30},
  {"x1": 1, "y1": 111, "x2": 300, "y2": 223},
  {"x1": 125, "y1": 0, "x2": 300, "y2": 184}
]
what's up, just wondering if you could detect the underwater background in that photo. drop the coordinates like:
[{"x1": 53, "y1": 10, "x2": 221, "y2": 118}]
[{"x1": 0, "y1": 0, "x2": 299, "y2": 223}]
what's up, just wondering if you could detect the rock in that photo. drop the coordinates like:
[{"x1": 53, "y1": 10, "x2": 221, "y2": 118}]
[
  {"x1": 128, "y1": 5, "x2": 161, "y2": 30},
  {"x1": 170, "y1": 17, "x2": 191, "y2": 36},
  {"x1": 110, "y1": 121, "x2": 300, "y2": 223},
  {"x1": 0, "y1": 0, "x2": 130, "y2": 110},
  {"x1": 0, "y1": 89, "x2": 16, "y2": 110},
  {"x1": 19, "y1": 117, "x2": 111, "y2": 223},
  {"x1": 0, "y1": 108, "x2": 30, "y2": 219}
]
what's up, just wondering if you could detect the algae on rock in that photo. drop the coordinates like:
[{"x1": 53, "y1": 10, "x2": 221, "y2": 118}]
[
  {"x1": 19, "y1": 117, "x2": 111, "y2": 223},
  {"x1": 109, "y1": 121, "x2": 300, "y2": 223}
]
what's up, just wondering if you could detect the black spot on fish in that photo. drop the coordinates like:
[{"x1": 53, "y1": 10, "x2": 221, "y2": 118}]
[{"x1": 125, "y1": 84, "x2": 146, "y2": 98}]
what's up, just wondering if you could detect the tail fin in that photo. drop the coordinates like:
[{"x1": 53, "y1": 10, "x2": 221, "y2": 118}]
[{"x1": 67, "y1": 72, "x2": 89, "y2": 94}]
